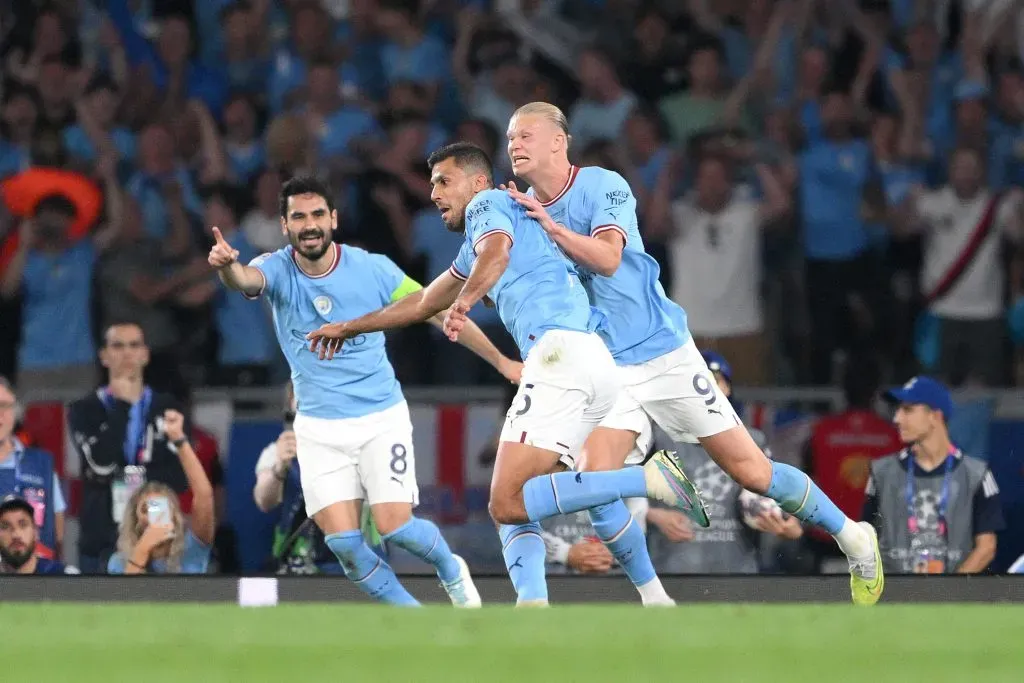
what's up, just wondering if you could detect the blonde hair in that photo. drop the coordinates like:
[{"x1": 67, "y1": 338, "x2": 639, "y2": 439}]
[
  {"x1": 117, "y1": 481, "x2": 186, "y2": 572},
  {"x1": 511, "y1": 102, "x2": 572, "y2": 150}
]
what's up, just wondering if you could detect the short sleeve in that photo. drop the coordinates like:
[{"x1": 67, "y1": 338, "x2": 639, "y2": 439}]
[
  {"x1": 107, "y1": 553, "x2": 126, "y2": 574},
  {"x1": 181, "y1": 529, "x2": 212, "y2": 574},
  {"x1": 997, "y1": 194, "x2": 1023, "y2": 242},
  {"x1": 366, "y1": 252, "x2": 408, "y2": 306},
  {"x1": 245, "y1": 250, "x2": 285, "y2": 301},
  {"x1": 465, "y1": 191, "x2": 516, "y2": 254},
  {"x1": 972, "y1": 468, "x2": 1006, "y2": 535},
  {"x1": 589, "y1": 172, "x2": 633, "y2": 245},
  {"x1": 254, "y1": 442, "x2": 279, "y2": 474},
  {"x1": 449, "y1": 240, "x2": 474, "y2": 281}
]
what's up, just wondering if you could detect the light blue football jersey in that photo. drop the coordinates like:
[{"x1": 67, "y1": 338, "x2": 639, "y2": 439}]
[
  {"x1": 450, "y1": 188, "x2": 597, "y2": 357},
  {"x1": 533, "y1": 165, "x2": 690, "y2": 365},
  {"x1": 247, "y1": 242, "x2": 406, "y2": 419}
]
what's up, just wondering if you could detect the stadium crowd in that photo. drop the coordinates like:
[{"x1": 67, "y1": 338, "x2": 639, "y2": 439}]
[{"x1": 1, "y1": 0, "x2": 1023, "y2": 577}]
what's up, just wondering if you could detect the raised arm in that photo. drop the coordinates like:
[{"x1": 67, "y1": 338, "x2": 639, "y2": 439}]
[{"x1": 208, "y1": 226, "x2": 266, "y2": 297}]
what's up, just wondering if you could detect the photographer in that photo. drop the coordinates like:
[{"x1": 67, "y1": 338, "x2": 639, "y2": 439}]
[
  {"x1": 253, "y1": 384, "x2": 350, "y2": 574},
  {"x1": 107, "y1": 409, "x2": 215, "y2": 574},
  {"x1": 68, "y1": 322, "x2": 189, "y2": 573}
]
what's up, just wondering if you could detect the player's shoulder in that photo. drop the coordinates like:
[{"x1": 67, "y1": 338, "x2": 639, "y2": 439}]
[
  {"x1": 468, "y1": 188, "x2": 512, "y2": 212},
  {"x1": 577, "y1": 165, "x2": 628, "y2": 191},
  {"x1": 249, "y1": 246, "x2": 291, "y2": 269},
  {"x1": 466, "y1": 188, "x2": 515, "y2": 227}
]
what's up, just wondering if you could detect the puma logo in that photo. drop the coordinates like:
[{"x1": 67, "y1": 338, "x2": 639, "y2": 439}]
[
  {"x1": 508, "y1": 556, "x2": 524, "y2": 571},
  {"x1": 707, "y1": 408, "x2": 722, "y2": 416},
  {"x1": 575, "y1": 472, "x2": 583, "y2": 484}
]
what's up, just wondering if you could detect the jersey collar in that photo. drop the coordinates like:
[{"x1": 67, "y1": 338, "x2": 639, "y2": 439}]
[
  {"x1": 291, "y1": 242, "x2": 341, "y2": 279},
  {"x1": 538, "y1": 165, "x2": 579, "y2": 207}
]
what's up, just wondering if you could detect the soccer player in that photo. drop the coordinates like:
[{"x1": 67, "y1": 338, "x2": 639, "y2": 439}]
[
  {"x1": 306, "y1": 143, "x2": 705, "y2": 605},
  {"x1": 208, "y1": 175, "x2": 524, "y2": 607},
  {"x1": 503, "y1": 101, "x2": 884, "y2": 605}
]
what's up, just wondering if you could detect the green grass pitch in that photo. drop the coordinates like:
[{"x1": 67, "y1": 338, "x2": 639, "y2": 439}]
[{"x1": 4, "y1": 603, "x2": 1023, "y2": 682}]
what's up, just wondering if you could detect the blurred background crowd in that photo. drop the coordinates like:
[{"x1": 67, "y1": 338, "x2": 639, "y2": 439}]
[{"x1": 1, "y1": 0, "x2": 1023, "y2": 577}]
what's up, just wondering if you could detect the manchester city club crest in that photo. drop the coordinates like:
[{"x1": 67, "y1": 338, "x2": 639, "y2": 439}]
[{"x1": 313, "y1": 295, "x2": 332, "y2": 315}]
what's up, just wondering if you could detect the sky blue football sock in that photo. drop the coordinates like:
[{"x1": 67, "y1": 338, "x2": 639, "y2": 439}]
[
  {"x1": 498, "y1": 523, "x2": 548, "y2": 603},
  {"x1": 382, "y1": 517, "x2": 461, "y2": 584},
  {"x1": 766, "y1": 461, "x2": 845, "y2": 535},
  {"x1": 588, "y1": 501, "x2": 657, "y2": 588},
  {"x1": 522, "y1": 469, "x2": 647, "y2": 521},
  {"x1": 325, "y1": 530, "x2": 419, "y2": 606}
]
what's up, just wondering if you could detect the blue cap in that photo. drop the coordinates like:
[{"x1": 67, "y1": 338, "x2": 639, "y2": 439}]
[
  {"x1": 885, "y1": 376, "x2": 954, "y2": 420},
  {"x1": 702, "y1": 351, "x2": 732, "y2": 384}
]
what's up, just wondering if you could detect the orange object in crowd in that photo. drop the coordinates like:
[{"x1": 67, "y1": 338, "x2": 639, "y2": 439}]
[{"x1": 0, "y1": 168, "x2": 103, "y2": 270}]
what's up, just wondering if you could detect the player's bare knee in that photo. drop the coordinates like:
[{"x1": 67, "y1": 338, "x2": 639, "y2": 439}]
[
  {"x1": 488, "y1": 494, "x2": 528, "y2": 525},
  {"x1": 370, "y1": 503, "x2": 412, "y2": 536}
]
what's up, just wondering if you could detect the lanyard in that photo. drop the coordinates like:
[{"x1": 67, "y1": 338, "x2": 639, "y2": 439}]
[
  {"x1": 99, "y1": 386, "x2": 153, "y2": 466},
  {"x1": 906, "y1": 449, "x2": 957, "y2": 537}
]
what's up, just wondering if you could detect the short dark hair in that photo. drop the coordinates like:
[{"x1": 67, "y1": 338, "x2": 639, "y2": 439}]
[
  {"x1": 426, "y1": 142, "x2": 493, "y2": 185},
  {"x1": 103, "y1": 320, "x2": 146, "y2": 346},
  {"x1": 279, "y1": 175, "x2": 335, "y2": 218},
  {"x1": 33, "y1": 194, "x2": 77, "y2": 218}
]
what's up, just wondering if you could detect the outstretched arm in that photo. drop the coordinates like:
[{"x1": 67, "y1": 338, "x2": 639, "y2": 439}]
[{"x1": 307, "y1": 269, "x2": 463, "y2": 359}]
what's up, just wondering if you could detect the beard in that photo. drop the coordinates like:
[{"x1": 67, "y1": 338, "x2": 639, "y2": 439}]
[
  {"x1": 289, "y1": 227, "x2": 332, "y2": 260},
  {"x1": 0, "y1": 543, "x2": 33, "y2": 569}
]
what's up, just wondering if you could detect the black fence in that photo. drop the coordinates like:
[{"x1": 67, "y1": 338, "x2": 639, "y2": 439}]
[{"x1": 2, "y1": 575, "x2": 1023, "y2": 604}]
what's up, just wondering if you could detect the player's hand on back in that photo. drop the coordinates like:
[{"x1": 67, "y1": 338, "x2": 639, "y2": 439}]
[
  {"x1": 208, "y1": 227, "x2": 240, "y2": 268},
  {"x1": 506, "y1": 181, "x2": 561, "y2": 235},
  {"x1": 306, "y1": 322, "x2": 356, "y2": 360},
  {"x1": 567, "y1": 540, "x2": 614, "y2": 574}
]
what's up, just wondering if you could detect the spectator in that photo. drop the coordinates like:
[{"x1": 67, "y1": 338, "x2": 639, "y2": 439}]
[
  {"x1": 648, "y1": 351, "x2": 802, "y2": 574},
  {"x1": 67, "y1": 322, "x2": 189, "y2": 574},
  {"x1": 202, "y1": 183, "x2": 277, "y2": 386},
  {"x1": 125, "y1": 121, "x2": 203, "y2": 243},
  {"x1": 798, "y1": 87, "x2": 886, "y2": 384},
  {"x1": 216, "y1": 1, "x2": 272, "y2": 99},
  {"x1": 568, "y1": 47, "x2": 637, "y2": 150},
  {"x1": 668, "y1": 155, "x2": 790, "y2": 385},
  {"x1": 96, "y1": 178, "x2": 207, "y2": 393},
  {"x1": 63, "y1": 74, "x2": 137, "y2": 172},
  {"x1": 240, "y1": 168, "x2": 288, "y2": 253},
  {"x1": 0, "y1": 376, "x2": 66, "y2": 559},
  {"x1": 0, "y1": 85, "x2": 38, "y2": 179},
  {"x1": 540, "y1": 500, "x2": 647, "y2": 577},
  {"x1": 805, "y1": 355, "x2": 902, "y2": 562},
  {"x1": 376, "y1": 0, "x2": 451, "y2": 103},
  {"x1": 0, "y1": 183, "x2": 121, "y2": 396},
  {"x1": 252, "y1": 383, "x2": 339, "y2": 574},
  {"x1": 658, "y1": 37, "x2": 755, "y2": 146},
  {"x1": 896, "y1": 148, "x2": 1023, "y2": 386},
  {"x1": 864, "y1": 376, "x2": 1004, "y2": 573},
  {"x1": 221, "y1": 94, "x2": 266, "y2": 186},
  {"x1": 107, "y1": 408, "x2": 215, "y2": 574},
  {"x1": 0, "y1": 496, "x2": 76, "y2": 574}
]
